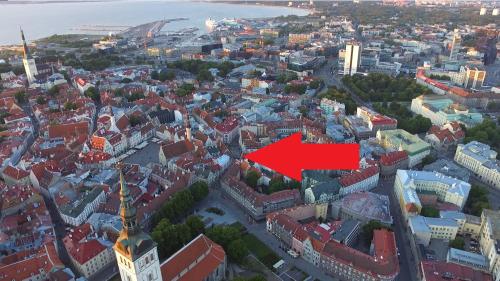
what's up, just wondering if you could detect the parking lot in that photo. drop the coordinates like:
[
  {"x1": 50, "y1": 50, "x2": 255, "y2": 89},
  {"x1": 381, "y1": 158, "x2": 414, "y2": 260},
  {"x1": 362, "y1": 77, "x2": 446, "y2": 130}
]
[{"x1": 276, "y1": 261, "x2": 310, "y2": 281}]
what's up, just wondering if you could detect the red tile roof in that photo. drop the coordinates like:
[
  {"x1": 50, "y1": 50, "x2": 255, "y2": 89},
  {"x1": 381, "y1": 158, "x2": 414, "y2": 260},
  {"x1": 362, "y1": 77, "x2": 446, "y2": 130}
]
[
  {"x1": 48, "y1": 121, "x2": 89, "y2": 139},
  {"x1": 79, "y1": 150, "x2": 112, "y2": 164},
  {"x1": 214, "y1": 117, "x2": 239, "y2": 133},
  {"x1": 380, "y1": 151, "x2": 408, "y2": 166},
  {"x1": 2, "y1": 165, "x2": 29, "y2": 180},
  {"x1": 321, "y1": 229, "x2": 399, "y2": 279},
  {"x1": 160, "y1": 234, "x2": 225, "y2": 281},
  {"x1": 160, "y1": 140, "x2": 195, "y2": 160},
  {"x1": 0, "y1": 242, "x2": 64, "y2": 281},
  {"x1": 67, "y1": 239, "x2": 107, "y2": 265},
  {"x1": 339, "y1": 165, "x2": 379, "y2": 187}
]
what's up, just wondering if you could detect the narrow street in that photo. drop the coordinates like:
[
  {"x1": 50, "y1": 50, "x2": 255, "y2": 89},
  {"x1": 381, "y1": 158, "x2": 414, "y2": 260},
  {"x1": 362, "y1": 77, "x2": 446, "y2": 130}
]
[
  {"x1": 373, "y1": 178, "x2": 419, "y2": 281},
  {"x1": 43, "y1": 196, "x2": 78, "y2": 275}
]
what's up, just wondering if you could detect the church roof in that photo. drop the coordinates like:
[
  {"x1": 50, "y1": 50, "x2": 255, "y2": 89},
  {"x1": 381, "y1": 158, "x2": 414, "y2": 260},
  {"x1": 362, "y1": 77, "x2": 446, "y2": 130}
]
[{"x1": 160, "y1": 234, "x2": 225, "y2": 281}]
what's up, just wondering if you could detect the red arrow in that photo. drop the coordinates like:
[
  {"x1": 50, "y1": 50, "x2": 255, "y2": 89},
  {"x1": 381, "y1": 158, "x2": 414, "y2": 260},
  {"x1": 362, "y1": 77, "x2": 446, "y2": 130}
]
[{"x1": 244, "y1": 132, "x2": 360, "y2": 181}]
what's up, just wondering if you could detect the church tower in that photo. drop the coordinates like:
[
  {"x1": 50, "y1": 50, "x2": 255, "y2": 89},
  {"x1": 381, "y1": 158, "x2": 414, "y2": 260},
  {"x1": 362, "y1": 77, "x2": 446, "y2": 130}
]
[
  {"x1": 114, "y1": 162, "x2": 163, "y2": 281},
  {"x1": 184, "y1": 112, "x2": 192, "y2": 142},
  {"x1": 20, "y1": 28, "x2": 38, "y2": 85}
]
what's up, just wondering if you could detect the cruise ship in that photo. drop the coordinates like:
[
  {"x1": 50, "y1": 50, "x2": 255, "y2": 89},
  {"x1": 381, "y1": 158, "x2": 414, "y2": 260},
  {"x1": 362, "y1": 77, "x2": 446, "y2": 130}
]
[{"x1": 205, "y1": 18, "x2": 217, "y2": 29}]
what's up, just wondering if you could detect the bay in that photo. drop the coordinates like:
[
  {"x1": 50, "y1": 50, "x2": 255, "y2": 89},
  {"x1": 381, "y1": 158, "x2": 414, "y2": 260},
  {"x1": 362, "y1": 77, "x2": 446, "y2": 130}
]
[{"x1": 0, "y1": 0, "x2": 308, "y2": 45}]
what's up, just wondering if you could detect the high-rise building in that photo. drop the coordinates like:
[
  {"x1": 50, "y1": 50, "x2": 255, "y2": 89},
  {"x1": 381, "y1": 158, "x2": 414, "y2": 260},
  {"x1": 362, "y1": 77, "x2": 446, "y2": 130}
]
[
  {"x1": 343, "y1": 42, "x2": 361, "y2": 76},
  {"x1": 449, "y1": 29, "x2": 461, "y2": 61},
  {"x1": 480, "y1": 7, "x2": 487, "y2": 15},
  {"x1": 493, "y1": 8, "x2": 499, "y2": 16},
  {"x1": 114, "y1": 163, "x2": 163, "y2": 281},
  {"x1": 21, "y1": 29, "x2": 38, "y2": 85}
]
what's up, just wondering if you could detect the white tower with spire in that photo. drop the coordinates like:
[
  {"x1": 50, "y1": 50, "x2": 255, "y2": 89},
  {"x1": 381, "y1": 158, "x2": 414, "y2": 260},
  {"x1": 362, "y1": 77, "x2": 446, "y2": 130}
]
[
  {"x1": 184, "y1": 112, "x2": 192, "y2": 142},
  {"x1": 21, "y1": 28, "x2": 38, "y2": 85},
  {"x1": 114, "y1": 162, "x2": 163, "y2": 281},
  {"x1": 108, "y1": 107, "x2": 120, "y2": 133}
]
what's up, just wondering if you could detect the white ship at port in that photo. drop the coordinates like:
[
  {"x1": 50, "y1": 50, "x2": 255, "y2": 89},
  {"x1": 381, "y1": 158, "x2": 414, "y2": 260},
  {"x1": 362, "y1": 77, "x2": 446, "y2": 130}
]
[{"x1": 205, "y1": 18, "x2": 217, "y2": 30}]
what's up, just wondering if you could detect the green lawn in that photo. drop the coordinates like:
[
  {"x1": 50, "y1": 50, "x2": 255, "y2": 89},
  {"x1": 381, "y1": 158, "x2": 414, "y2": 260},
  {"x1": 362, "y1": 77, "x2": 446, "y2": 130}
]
[{"x1": 242, "y1": 234, "x2": 280, "y2": 270}]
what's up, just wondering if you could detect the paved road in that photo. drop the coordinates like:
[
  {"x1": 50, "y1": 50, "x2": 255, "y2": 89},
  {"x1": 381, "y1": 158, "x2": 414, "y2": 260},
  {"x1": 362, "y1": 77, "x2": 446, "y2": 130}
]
[
  {"x1": 43, "y1": 196, "x2": 79, "y2": 275},
  {"x1": 373, "y1": 177, "x2": 419, "y2": 281}
]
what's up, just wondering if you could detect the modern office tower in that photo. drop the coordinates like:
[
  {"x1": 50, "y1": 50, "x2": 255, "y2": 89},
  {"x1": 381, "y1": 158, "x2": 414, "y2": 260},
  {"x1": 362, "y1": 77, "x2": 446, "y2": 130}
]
[{"x1": 343, "y1": 42, "x2": 361, "y2": 76}]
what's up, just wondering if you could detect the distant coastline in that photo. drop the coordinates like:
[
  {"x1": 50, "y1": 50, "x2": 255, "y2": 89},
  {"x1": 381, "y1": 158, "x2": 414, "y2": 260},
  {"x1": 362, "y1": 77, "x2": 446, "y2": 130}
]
[{"x1": 0, "y1": 0, "x2": 118, "y2": 4}]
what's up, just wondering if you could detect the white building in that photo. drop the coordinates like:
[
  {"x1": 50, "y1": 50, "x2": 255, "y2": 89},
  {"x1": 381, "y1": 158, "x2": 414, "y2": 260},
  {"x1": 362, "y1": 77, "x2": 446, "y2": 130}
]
[
  {"x1": 409, "y1": 216, "x2": 459, "y2": 246},
  {"x1": 343, "y1": 42, "x2": 361, "y2": 76},
  {"x1": 21, "y1": 29, "x2": 38, "y2": 85},
  {"x1": 394, "y1": 170, "x2": 471, "y2": 218},
  {"x1": 454, "y1": 141, "x2": 500, "y2": 189},
  {"x1": 479, "y1": 209, "x2": 500, "y2": 281},
  {"x1": 410, "y1": 95, "x2": 483, "y2": 128}
]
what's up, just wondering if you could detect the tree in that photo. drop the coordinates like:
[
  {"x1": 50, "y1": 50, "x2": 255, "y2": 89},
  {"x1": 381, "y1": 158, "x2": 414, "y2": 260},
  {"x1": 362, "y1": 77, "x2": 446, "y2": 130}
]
[
  {"x1": 245, "y1": 170, "x2": 260, "y2": 189},
  {"x1": 129, "y1": 115, "x2": 142, "y2": 127},
  {"x1": 449, "y1": 237, "x2": 465, "y2": 250},
  {"x1": 205, "y1": 225, "x2": 241, "y2": 249},
  {"x1": 128, "y1": 92, "x2": 145, "y2": 102},
  {"x1": 114, "y1": 88, "x2": 124, "y2": 97},
  {"x1": 465, "y1": 185, "x2": 490, "y2": 216},
  {"x1": 84, "y1": 87, "x2": 100, "y2": 103},
  {"x1": 14, "y1": 92, "x2": 26, "y2": 104},
  {"x1": 197, "y1": 69, "x2": 213, "y2": 82},
  {"x1": 176, "y1": 83, "x2": 195, "y2": 97},
  {"x1": 420, "y1": 206, "x2": 439, "y2": 218},
  {"x1": 159, "y1": 70, "x2": 176, "y2": 82},
  {"x1": 309, "y1": 79, "x2": 323, "y2": 89},
  {"x1": 185, "y1": 215, "x2": 205, "y2": 237},
  {"x1": 36, "y1": 96, "x2": 47, "y2": 105},
  {"x1": 190, "y1": 181, "x2": 209, "y2": 201},
  {"x1": 151, "y1": 70, "x2": 159, "y2": 80},
  {"x1": 48, "y1": 85, "x2": 59, "y2": 97},
  {"x1": 227, "y1": 239, "x2": 248, "y2": 264},
  {"x1": 421, "y1": 154, "x2": 436, "y2": 166},
  {"x1": 64, "y1": 101, "x2": 78, "y2": 111},
  {"x1": 268, "y1": 177, "x2": 287, "y2": 194}
]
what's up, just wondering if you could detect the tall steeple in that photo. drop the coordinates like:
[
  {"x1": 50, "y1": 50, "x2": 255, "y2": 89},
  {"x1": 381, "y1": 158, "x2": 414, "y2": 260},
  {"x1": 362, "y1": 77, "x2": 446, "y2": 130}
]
[
  {"x1": 20, "y1": 28, "x2": 31, "y2": 59},
  {"x1": 114, "y1": 162, "x2": 163, "y2": 281},
  {"x1": 20, "y1": 28, "x2": 38, "y2": 85},
  {"x1": 184, "y1": 111, "x2": 192, "y2": 142},
  {"x1": 117, "y1": 162, "x2": 140, "y2": 236}
]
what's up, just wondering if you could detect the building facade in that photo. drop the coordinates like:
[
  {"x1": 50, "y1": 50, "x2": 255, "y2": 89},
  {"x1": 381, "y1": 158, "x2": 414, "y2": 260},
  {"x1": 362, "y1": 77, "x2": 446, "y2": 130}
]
[
  {"x1": 454, "y1": 141, "x2": 500, "y2": 189},
  {"x1": 344, "y1": 42, "x2": 361, "y2": 76}
]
